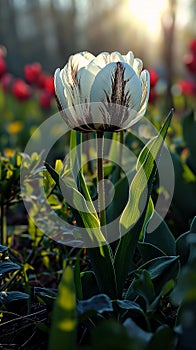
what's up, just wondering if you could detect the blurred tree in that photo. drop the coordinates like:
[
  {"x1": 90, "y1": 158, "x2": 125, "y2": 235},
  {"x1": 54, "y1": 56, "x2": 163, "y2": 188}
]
[
  {"x1": 0, "y1": 0, "x2": 195, "y2": 77},
  {"x1": 161, "y1": 0, "x2": 177, "y2": 110}
]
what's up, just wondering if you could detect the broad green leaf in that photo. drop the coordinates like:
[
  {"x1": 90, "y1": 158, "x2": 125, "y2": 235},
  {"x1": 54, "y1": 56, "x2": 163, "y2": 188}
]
[
  {"x1": 0, "y1": 291, "x2": 30, "y2": 306},
  {"x1": 176, "y1": 231, "x2": 191, "y2": 265},
  {"x1": 48, "y1": 266, "x2": 77, "y2": 350},
  {"x1": 80, "y1": 271, "x2": 99, "y2": 299},
  {"x1": 115, "y1": 300, "x2": 147, "y2": 324},
  {"x1": 0, "y1": 245, "x2": 8, "y2": 254},
  {"x1": 0, "y1": 261, "x2": 21, "y2": 274},
  {"x1": 115, "y1": 300, "x2": 144, "y2": 313},
  {"x1": 132, "y1": 270, "x2": 155, "y2": 308},
  {"x1": 146, "y1": 325, "x2": 176, "y2": 350},
  {"x1": 138, "y1": 256, "x2": 179, "y2": 296},
  {"x1": 144, "y1": 212, "x2": 176, "y2": 256},
  {"x1": 91, "y1": 320, "x2": 143, "y2": 350},
  {"x1": 139, "y1": 197, "x2": 154, "y2": 241},
  {"x1": 106, "y1": 171, "x2": 133, "y2": 225},
  {"x1": 114, "y1": 110, "x2": 173, "y2": 297},
  {"x1": 124, "y1": 318, "x2": 152, "y2": 344},
  {"x1": 34, "y1": 287, "x2": 57, "y2": 307},
  {"x1": 138, "y1": 242, "x2": 166, "y2": 264},
  {"x1": 87, "y1": 246, "x2": 117, "y2": 299},
  {"x1": 172, "y1": 259, "x2": 196, "y2": 305},
  {"x1": 139, "y1": 256, "x2": 179, "y2": 280},
  {"x1": 45, "y1": 162, "x2": 117, "y2": 299},
  {"x1": 45, "y1": 162, "x2": 106, "y2": 245},
  {"x1": 120, "y1": 110, "x2": 173, "y2": 232},
  {"x1": 77, "y1": 294, "x2": 113, "y2": 315}
]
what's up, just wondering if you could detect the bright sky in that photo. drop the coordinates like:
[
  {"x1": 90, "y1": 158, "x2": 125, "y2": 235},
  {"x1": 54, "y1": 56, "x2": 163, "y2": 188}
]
[{"x1": 126, "y1": 0, "x2": 193, "y2": 40}]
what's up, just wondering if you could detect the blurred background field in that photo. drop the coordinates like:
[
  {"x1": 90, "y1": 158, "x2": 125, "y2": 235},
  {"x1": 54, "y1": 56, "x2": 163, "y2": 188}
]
[
  {"x1": 0, "y1": 1, "x2": 196, "y2": 349},
  {"x1": 0, "y1": 0, "x2": 196, "y2": 76},
  {"x1": 0, "y1": 0, "x2": 196, "y2": 153}
]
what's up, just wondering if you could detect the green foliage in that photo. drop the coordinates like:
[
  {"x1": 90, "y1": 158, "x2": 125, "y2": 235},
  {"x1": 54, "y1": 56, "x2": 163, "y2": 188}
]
[{"x1": 1, "y1": 81, "x2": 196, "y2": 349}]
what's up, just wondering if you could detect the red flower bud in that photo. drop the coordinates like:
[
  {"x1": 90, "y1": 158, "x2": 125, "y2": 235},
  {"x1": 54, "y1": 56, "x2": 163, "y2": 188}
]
[
  {"x1": 1, "y1": 73, "x2": 13, "y2": 92},
  {"x1": 184, "y1": 52, "x2": 196, "y2": 73},
  {"x1": 24, "y1": 62, "x2": 42, "y2": 84},
  {"x1": 190, "y1": 39, "x2": 196, "y2": 53},
  {"x1": 12, "y1": 79, "x2": 31, "y2": 101},
  {"x1": 39, "y1": 91, "x2": 52, "y2": 109},
  {"x1": 149, "y1": 88, "x2": 157, "y2": 104},
  {"x1": 36, "y1": 72, "x2": 47, "y2": 88},
  {"x1": 0, "y1": 57, "x2": 6, "y2": 78},
  {"x1": 44, "y1": 75, "x2": 55, "y2": 96},
  {"x1": 179, "y1": 80, "x2": 196, "y2": 96},
  {"x1": 148, "y1": 69, "x2": 159, "y2": 88}
]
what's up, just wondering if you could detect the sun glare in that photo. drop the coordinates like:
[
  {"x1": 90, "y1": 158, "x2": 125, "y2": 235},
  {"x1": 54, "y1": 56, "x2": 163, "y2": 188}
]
[{"x1": 127, "y1": 0, "x2": 167, "y2": 38}]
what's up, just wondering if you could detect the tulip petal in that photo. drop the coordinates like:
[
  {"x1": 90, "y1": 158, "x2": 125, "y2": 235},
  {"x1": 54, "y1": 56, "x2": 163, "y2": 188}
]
[
  {"x1": 133, "y1": 58, "x2": 143, "y2": 76},
  {"x1": 93, "y1": 52, "x2": 110, "y2": 68},
  {"x1": 136, "y1": 69, "x2": 150, "y2": 117},
  {"x1": 76, "y1": 61, "x2": 101, "y2": 103},
  {"x1": 109, "y1": 52, "x2": 125, "y2": 63},
  {"x1": 90, "y1": 61, "x2": 141, "y2": 107},
  {"x1": 122, "y1": 69, "x2": 150, "y2": 128},
  {"x1": 62, "y1": 53, "x2": 92, "y2": 86},
  {"x1": 90, "y1": 61, "x2": 142, "y2": 128},
  {"x1": 54, "y1": 68, "x2": 67, "y2": 110},
  {"x1": 123, "y1": 51, "x2": 134, "y2": 66}
]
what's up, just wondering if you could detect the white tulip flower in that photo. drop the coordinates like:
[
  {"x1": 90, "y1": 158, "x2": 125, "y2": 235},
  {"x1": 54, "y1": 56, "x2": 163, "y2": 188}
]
[{"x1": 54, "y1": 51, "x2": 150, "y2": 131}]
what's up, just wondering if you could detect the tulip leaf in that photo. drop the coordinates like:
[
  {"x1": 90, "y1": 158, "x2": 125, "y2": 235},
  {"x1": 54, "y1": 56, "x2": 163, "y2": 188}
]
[
  {"x1": 48, "y1": 266, "x2": 77, "y2": 350},
  {"x1": 144, "y1": 211, "x2": 176, "y2": 256},
  {"x1": 77, "y1": 293, "x2": 113, "y2": 315},
  {"x1": 138, "y1": 241, "x2": 166, "y2": 264},
  {"x1": 45, "y1": 162, "x2": 117, "y2": 298},
  {"x1": 114, "y1": 110, "x2": 173, "y2": 296},
  {"x1": 45, "y1": 162, "x2": 106, "y2": 246}
]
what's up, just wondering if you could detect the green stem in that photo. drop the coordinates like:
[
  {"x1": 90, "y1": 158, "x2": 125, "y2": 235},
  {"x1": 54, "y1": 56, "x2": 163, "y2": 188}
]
[
  {"x1": 117, "y1": 130, "x2": 124, "y2": 180},
  {"x1": 97, "y1": 132, "x2": 106, "y2": 227},
  {"x1": 76, "y1": 132, "x2": 82, "y2": 192},
  {"x1": 0, "y1": 201, "x2": 7, "y2": 246}
]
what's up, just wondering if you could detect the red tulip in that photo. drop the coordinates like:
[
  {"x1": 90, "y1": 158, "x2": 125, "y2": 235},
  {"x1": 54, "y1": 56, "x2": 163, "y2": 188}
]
[
  {"x1": 24, "y1": 62, "x2": 42, "y2": 84},
  {"x1": 179, "y1": 80, "x2": 196, "y2": 96},
  {"x1": 149, "y1": 88, "x2": 157, "y2": 104},
  {"x1": 39, "y1": 90, "x2": 52, "y2": 109},
  {"x1": 184, "y1": 52, "x2": 196, "y2": 73},
  {"x1": 36, "y1": 72, "x2": 47, "y2": 88},
  {"x1": 0, "y1": 57, "x2": 6, "y2": 78},
  {"x1": 12, "y1": 79, "x2": 31, "y2": 101},
  {"x1": 190, "y1": 39, "x2": 196, "y2": 53},
  {"x1": 148, "y1": 69, "x2": 159, "y2": 88},
  {"x1": 44, "y1": 76, "x2": 55, "y2": 96},
  {"x1": 1, "y1": 73, "x2": 13, "y2": 92}
]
